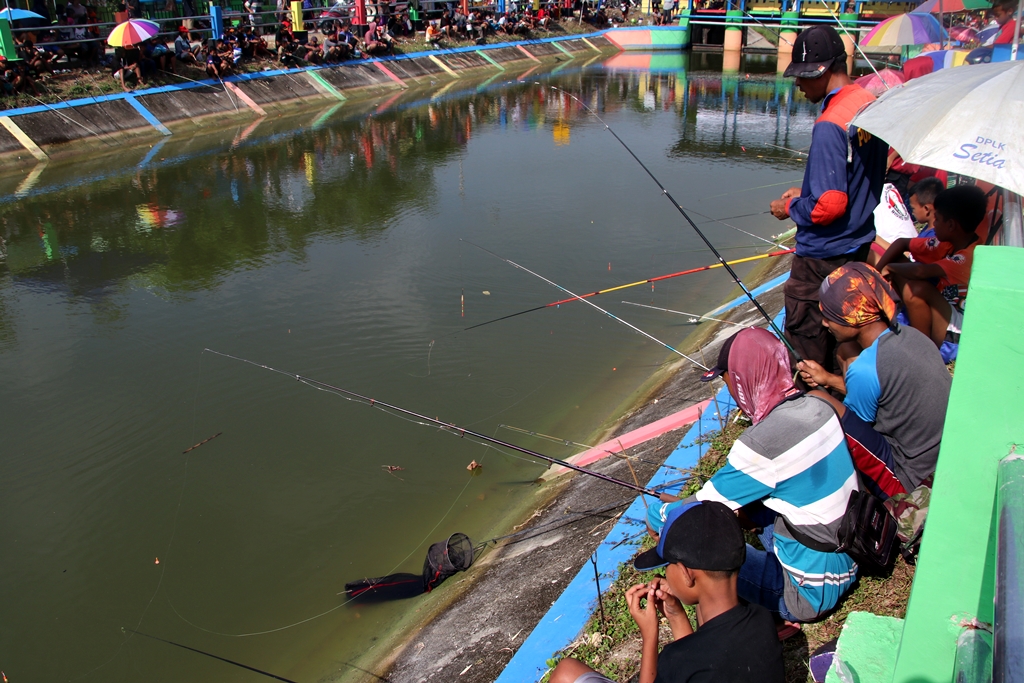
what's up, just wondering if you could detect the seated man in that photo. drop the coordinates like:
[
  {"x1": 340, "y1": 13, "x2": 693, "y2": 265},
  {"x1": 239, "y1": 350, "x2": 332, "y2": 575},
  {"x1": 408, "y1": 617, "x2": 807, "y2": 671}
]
[
  {"x1": 876, "y1": 184, "x2": 987, "y2": 347},
  {"x1": 551, "y1": 502, "x2": 784, "y2": 683},
  {"x1": 425, "y1": 21, "x2": 444, "y2": 49},
  {"x1": 798, "y1": 263, "x2": 951, "y2": 498},
  {"x1": 174, "y1": 26, "x2": 199, "y2": 66},
  {"x1": 662, "y1": 328, "x2": 859, "y2": 624},
  {"x1": 907, "y1": 176, "x2": 944, "y2": 238}
]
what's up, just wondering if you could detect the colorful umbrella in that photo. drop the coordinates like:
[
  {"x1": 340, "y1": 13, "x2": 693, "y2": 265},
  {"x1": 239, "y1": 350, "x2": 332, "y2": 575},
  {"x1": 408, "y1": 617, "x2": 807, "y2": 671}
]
[
  {"x1": 852, "y1": 60, "x2": 1024, "y2": 196},
  {"x1": 107, "y1": 19, "x2": 161, "y2": 47},
  {"x1": 916, "y1": 0, "x2": 991, "y2": 13},
  {"x1": 949, "y1": 25, "x2": 979, "y2": 42},
  {"x1": 0, "y1": 7, "x2": 46, "y2": 20},
  {"x1": 855, "y1": 68, "x2": 907, "y2": 95},
  {"x1": 862, "y1": 12, "x2": 947, "y2": 47}
]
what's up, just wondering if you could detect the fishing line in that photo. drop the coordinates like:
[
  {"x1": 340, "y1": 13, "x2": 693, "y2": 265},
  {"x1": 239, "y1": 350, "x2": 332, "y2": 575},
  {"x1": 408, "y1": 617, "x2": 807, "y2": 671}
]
[
  {"x1": 683, "y1": 207, "x2": 782, "y2": 247},
  {"x1": 621, "y1": 301, "x2": 751, "y2": 327},
  {"x1": 763, "y1": 142, "x2": 809, "y2": 157},
  {"x1": 464, "y1": 249, "x2": 792, "y2": 333},
  {"x1": 548, "y1": 85, "x2": 797, "y2": 359},
  {"x1": 460, "y1": 239, "x2": 708, "y2": 371},
  {"x1": 815, "y1": 0, "x2": 890, "y2": 84},
  {"x1": 498, "y1": 424, "x2": 690, "y2": 473},
  {"x1": 702, "y1": 177, "x2": 804, "y2": 200},
  {"x1": 204, "y1": 348, "x2": 663, "y2": 495},
  {"x1": 124, "y1": 630, "x2": 299, "y2": 682}
]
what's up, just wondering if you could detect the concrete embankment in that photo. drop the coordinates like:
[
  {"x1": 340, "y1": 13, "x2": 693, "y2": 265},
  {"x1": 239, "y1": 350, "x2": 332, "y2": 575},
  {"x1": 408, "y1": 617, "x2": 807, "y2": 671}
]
[{"x1": 0, "y1": 33, "x2": 617, "y2": 165}]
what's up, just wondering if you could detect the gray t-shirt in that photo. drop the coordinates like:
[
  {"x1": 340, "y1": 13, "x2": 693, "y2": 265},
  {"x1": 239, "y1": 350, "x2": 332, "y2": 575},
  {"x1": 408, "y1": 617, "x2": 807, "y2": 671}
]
[{"x1": 844, "y1": 324, "x2": 951, "y2": 489}]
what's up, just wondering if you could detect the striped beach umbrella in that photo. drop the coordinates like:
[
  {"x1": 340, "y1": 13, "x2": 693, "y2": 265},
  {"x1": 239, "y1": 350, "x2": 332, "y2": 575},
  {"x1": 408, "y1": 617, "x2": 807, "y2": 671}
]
[
  {"x1": 861, "y1": 12, "x2": 947, "y2": 47},
  {"x1": 916, "y1": 0, "x2": 991, "y2": 13},
  {"x1": 107, "y1": 18, "x2": 161, "y2": 47}
]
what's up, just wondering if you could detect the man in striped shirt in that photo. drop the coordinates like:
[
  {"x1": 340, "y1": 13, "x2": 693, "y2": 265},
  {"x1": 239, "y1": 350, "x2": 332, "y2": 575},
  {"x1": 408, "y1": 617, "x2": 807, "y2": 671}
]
[{"x1": 657, "y1": 328, "x2": 858, "y2": 622}]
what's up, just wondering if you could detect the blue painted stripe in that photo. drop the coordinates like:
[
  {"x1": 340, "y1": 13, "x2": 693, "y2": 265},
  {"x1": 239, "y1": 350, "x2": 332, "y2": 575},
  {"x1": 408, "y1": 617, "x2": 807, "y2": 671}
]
[
  {"x1": 124, "y1": 95, "x2": 171, "y2": 136},
  {"x1": 705, "y1": 271, "x2": 791, "y2": 317},
  {"x1": 495, "y1": 307, "x2": 788, "y2": 683}
]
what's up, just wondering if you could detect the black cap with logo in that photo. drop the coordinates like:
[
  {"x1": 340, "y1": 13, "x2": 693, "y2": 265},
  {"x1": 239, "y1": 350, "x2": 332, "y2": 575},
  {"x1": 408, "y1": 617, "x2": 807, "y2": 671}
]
[{"x1": 783, "y1": 25, "x2": 847, "y2": 79}]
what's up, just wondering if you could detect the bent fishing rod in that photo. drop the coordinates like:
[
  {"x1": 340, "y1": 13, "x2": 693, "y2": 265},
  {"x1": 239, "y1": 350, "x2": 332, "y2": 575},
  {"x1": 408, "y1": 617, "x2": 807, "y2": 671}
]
[
  {"x1": 464, "y1": 248, "x2": 793, "y2": 331},
  {"x1": 548, "y1": 85, "x2": 798, "y2": 359},
  {"x1": 204, "y1": 349, "x2": 663, "y2": 497}
]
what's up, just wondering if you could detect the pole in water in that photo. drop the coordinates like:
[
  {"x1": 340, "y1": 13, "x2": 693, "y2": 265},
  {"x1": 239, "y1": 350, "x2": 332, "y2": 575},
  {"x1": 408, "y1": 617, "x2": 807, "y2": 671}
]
[
  {"x1": 464, "y1": 249, "x2": 792, "y2": 332},
  {"x1": 124, "y1": 629, "x2": 299, "y2": 683},
  {"x1": 460, "y1": 239, "x2": 708, "y2": 371},
  {"x1": 547, "y1": 85, "x2": 799, "y2": 361},
  {"x1": 204, "y1": 349, "x2": 664, "y2": 497}
]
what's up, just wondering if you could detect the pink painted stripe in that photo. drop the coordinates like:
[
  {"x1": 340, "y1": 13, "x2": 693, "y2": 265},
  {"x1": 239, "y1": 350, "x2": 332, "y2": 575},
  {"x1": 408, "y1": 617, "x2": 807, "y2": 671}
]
[
  {"x1": 224, "y1": 82, "x2": 267, "y2": 116},
  {"x1": 374, "y1": 61, "x2": 407, "y2": 86},
  {"x1": 546, "y1": 399, "x2": 712, "y2": 476},
  {"x1": 516, "y1": 44, "x2": 541, "y2": 62}
]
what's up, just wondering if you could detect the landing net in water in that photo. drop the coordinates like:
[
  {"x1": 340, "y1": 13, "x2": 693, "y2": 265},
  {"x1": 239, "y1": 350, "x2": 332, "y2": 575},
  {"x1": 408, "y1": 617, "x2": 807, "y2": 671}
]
[{"x1": 344, "y1": 533, "x2": 475, "y2": 602}]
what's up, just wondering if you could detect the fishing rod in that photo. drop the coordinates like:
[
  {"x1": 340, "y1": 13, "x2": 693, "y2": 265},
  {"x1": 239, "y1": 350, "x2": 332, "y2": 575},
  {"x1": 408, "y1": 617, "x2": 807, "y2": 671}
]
[
  {"x1": 498, "y1": 423, "x2": 690, "y2": 473},
  {"x1": 124, "y1": 629, "x2": 298, "y2": 683},
  {"x1": 763, "y1": 142, "x2": 808, "y2": 157},
  {"x1": 621, "y1": 301, "x2": 749, "y2": 327},
  {"x1": 464, "y1": 249, "x2": 793, "y2": 331},
  {"x1": 548, "y1": 86, "x2": 797, "y2": 359},
  {"x1": 685, "y1": 208, "x2": 788, "y2": 246},
  {"x1": 204, "y1": 349, "x2": 664, "y2": 497},
  {"x1": 460, "y1": 240, "x2": 708, "y2": 371},
  {"x1": 814, "y1": 0, "x2": 890, "y2": 86}
]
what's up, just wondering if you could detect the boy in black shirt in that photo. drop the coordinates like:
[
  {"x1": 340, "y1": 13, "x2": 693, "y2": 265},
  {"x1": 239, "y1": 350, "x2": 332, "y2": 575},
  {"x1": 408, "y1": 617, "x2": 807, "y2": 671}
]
[{"x1": 550, "y1": 502, "x2": 784, "y2": 683}]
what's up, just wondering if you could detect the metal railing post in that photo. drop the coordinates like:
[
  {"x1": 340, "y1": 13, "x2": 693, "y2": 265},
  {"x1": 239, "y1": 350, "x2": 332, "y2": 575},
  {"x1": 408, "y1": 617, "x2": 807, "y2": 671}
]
[{"x1": 994, "y1": 452, "x2": 1024, "y2": 683}]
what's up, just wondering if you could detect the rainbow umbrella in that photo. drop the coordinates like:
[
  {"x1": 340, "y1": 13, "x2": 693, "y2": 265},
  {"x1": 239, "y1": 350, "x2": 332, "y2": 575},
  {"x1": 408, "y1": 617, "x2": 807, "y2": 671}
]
[
  {"x1": 862, "y1": 12, "x2": 947, "y2": 47},
  {"x1": 917, "y1": 0, "x2": 991, "y2": 13},
  {"x1": 107, "y1": 19, "x2": 161, "y2": 47}
]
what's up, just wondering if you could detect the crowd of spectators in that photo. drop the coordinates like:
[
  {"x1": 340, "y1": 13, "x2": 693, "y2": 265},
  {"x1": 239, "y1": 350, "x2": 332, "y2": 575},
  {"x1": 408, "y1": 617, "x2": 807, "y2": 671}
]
[{"x1": 552, "y1": 22, "x2": 1005, "y2": 683}]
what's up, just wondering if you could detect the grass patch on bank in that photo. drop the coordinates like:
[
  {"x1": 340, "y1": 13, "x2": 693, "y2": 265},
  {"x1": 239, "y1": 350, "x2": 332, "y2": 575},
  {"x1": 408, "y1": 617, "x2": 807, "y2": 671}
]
[{"x1": 544, "y1": 410, "x2": 915, "y2": 683}]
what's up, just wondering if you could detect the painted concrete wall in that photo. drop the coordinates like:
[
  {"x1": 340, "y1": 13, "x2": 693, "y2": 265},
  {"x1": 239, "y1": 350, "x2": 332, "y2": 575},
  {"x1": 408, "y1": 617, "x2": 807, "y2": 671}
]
[
  {"x1": 0, "y1": 33, "x2": 616, "y2": 164},
  {"x1": 889, "y1": 246, "x2": 1024, "y2": 682}
]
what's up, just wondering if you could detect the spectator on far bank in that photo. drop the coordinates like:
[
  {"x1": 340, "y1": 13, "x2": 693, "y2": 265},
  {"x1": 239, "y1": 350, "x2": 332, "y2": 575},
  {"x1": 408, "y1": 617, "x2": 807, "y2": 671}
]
[
  {"x1": 989, "y1": 0, "x2": 1020, "y2": 44},
  {"x1": 113, "y1": 45, "x2": 145, "y2": 91},
  {"x1": 174, "y1": 26, "x2": 199, "y2": 65}
]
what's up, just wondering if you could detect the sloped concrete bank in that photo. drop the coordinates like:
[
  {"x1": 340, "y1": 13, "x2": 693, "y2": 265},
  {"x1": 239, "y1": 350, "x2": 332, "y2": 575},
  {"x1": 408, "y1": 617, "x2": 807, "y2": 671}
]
[{"x1": 0, "y1": 34, "x2": 617, "y2": 165}]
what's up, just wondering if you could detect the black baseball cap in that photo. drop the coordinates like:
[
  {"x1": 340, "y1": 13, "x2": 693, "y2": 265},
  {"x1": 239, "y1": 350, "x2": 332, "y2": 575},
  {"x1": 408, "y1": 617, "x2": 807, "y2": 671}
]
[
  {"x1": 699, "y1": 332, "x2": 739, "y2": 382},
  {"x1": 633, "y1": 501, "x2": 745, "y2": 572},
  {"x1": 784, "y1": 25, "x2": 846, "y2": 79}
]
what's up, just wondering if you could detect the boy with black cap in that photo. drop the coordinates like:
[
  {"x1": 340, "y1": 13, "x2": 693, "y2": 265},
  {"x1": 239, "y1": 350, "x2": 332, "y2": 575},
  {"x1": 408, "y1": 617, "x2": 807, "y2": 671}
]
[
  {"x1": 769, "y1": 25, "x2": 887, "y2": 375},
  {"x1": 549, "y1": 501, "x2": 784, "y2": 683}
]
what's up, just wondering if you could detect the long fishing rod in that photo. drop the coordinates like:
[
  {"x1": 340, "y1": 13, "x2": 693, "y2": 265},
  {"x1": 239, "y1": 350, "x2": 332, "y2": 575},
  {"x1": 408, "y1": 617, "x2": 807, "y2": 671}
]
[
  {"x1": 204, "y1": 349, "x2": 663, "y2": 497},
  {"x1": 685, "y1": 208, "x2": 789, "y2": 246},
  {"x1": 814, "y1": 0, "x2": 890, "y2": 86},
  {"x1": 460, "y1": 240, "x2": 708, "y2": 371},
  {"x1": 498, "y1": 423, "x2": 690, "y2": 473},
  {"x1": 621, "y1": 301, "x2": 749, "y2": 327},
  {"x1": 124, "y1": 629, "x2": 298, "y2": 683},
  {"x1": 464, "y1": 249, "x2": 793, "y2": 331},
  {"x1": 549, "y1": 86, "x2": 798, "y2": 358}
]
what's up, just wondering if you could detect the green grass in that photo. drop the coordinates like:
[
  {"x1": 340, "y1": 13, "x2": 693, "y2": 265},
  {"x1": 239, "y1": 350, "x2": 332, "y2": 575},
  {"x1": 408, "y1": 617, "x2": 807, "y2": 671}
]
[{"x1": 545, "y1": 411, "x2": 915, "y2": 683}]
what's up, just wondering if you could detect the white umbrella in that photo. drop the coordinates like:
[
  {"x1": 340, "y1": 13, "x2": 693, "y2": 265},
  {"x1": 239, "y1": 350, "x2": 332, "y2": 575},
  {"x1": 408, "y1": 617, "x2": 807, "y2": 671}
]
[{"x1": 851, "y1": 60, "x2": 1024, "y2": 197}]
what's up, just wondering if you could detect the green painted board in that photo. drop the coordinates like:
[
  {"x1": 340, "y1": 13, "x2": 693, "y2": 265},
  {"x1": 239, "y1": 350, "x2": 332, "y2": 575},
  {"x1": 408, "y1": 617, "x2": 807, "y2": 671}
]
[
  {"x1": 826, "y1": 612, "x2": 903, "y2": 683},
  {"x1": 892, "y1": 246, "x2": 1024, "y2": 683}
]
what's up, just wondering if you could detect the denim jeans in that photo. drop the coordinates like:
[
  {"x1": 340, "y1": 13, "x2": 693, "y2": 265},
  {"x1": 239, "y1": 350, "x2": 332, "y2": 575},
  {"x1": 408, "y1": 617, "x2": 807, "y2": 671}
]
[{"x1": 737, "y1": 507, "x2": 798, "y2": 622}]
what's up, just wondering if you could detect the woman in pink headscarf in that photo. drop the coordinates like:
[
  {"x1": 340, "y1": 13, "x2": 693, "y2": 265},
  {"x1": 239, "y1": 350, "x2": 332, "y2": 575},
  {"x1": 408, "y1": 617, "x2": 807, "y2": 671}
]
[{"x1": 659, "y1": 327, "x2": 861, "y2": 625}]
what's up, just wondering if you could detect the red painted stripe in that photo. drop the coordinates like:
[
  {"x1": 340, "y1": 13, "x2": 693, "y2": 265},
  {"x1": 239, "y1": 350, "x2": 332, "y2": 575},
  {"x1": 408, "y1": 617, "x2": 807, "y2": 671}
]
[
  {"x1": 546, "y1": 399, "x2": 713, "y2": 476},
  {"x1": 516, "y1": 44, "x2": 541, "y2": 62},
  {"x1": 374, "y1": 61, "x2": 407, "y2": 87}
]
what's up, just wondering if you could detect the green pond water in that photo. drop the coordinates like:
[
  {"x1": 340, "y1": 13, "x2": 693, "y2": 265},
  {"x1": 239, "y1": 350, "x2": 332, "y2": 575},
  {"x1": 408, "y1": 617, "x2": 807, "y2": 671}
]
[{"x1": 0, "y1": 52, "x2": 817, "y2": 682}]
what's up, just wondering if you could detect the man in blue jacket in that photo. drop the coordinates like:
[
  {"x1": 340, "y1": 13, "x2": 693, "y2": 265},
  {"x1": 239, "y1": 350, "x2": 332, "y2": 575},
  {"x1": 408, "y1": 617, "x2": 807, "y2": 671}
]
[{"x1": 770, "y1": 26, "x2": 887, "y2": 373}]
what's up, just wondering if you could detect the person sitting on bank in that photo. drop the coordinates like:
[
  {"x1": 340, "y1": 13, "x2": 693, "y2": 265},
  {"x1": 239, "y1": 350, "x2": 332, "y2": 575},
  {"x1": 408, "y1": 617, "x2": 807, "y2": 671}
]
[
  {"x1": 113, "y1": 45, "x2": 145, "y2": 92},
  {"x1": 363, "y1": 21, "x2": 392, "y2": 56},
  {"x1": 797, "y1": 263, "x2": 950, "y2": 499},
  {"x1": 425, "y1": 20, "x2": 444, "y2": 49},
  {"x1": 661, "y1": 328, "x2": 860, "y2": 625},
  {"x1": 550, "y1": 502, "x2": 785, "y2": 683},
  {"x1": 907, "y1": 176, "x2": 944, "y2": 238},
  {"x1": 875, "y1": 185, "x2": 987, "y2": 348},
  {"x1": 769, "y1": 26, "x2": 887, "y2": 375},
  {"x1": 174, "y1": 26, "x2": 199, "y2": 66}
]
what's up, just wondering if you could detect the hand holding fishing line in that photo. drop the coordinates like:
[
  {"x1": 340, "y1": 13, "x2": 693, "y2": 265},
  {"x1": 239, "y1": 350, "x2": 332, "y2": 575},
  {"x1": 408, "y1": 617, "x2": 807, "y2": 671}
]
[{"x1": 546, "y1": 85, "x2": 800, "y2": 361}]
